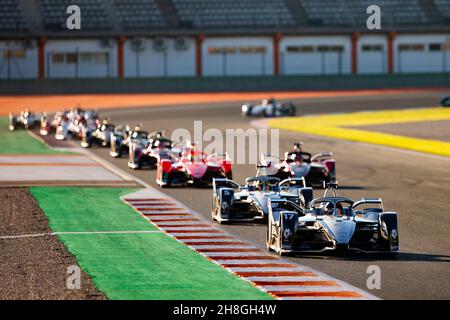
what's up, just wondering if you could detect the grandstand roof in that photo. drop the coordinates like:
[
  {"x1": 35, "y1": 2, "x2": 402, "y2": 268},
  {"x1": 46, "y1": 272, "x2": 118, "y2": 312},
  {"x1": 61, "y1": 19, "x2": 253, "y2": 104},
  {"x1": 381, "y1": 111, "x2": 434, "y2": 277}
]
[{"x1": 1, "y1": 0, "x2": 449, "y2": 38}]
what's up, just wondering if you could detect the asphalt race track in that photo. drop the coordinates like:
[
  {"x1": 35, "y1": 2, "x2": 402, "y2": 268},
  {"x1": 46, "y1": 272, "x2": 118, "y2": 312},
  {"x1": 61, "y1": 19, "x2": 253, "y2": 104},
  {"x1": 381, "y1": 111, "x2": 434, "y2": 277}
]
[{"x1": 90, "y1": 91, "x2": 450, "y2": 300}]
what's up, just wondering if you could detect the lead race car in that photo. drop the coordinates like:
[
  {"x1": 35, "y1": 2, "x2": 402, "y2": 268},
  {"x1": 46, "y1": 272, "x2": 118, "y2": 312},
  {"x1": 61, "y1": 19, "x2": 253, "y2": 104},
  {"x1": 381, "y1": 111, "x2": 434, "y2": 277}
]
[
  {"x1": 259, "y1": 142, "x2": 336, "y2": 187},
  {"x1": 441, "y1": 95, "x2": 450, "y2": 107},
  {"x1": 211, "y1": 176, "x2": 312, "y2": 224},
  {"x1": 156, "y1": 143, "x2": 232, "y2": 187},
  {"x1": 267, "y1": 182, "x2": 399, "y2": 256},
  {"x1": 241, "y1": 98, "x2": 296, "y2": 117}
]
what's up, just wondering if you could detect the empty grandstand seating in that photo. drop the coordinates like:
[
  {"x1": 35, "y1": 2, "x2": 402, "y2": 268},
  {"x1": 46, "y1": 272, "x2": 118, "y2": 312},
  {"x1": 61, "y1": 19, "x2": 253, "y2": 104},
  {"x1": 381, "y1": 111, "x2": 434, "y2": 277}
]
[
  {"x1": 112, "y1": 0, "x2": 166, "y2": 30},
  {"x1": 434, "y1": 0, "x2": 450, "y2": 19},
  {"x1": 172, "y1": 0, "x2": 295, "y2": 28},
  {"x1": 39, "y1": 0, "x2": 112, "y2": 31},
  {"x1": 0, "y1": 0, "x2": 28, "y2": 32},
  {"x1": 300, "y1": 0, "x2": 429, "y2": 26},
  {"x1": 0, "y1": 0, "x2": 448, "y2": 34}
]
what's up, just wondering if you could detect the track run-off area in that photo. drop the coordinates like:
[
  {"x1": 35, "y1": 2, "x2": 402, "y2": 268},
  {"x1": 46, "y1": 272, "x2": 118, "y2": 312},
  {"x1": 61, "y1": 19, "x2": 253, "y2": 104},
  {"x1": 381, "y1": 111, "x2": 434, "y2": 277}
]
[{"x1": 85, "y1": 90, "x2": 450, "y2": 300}]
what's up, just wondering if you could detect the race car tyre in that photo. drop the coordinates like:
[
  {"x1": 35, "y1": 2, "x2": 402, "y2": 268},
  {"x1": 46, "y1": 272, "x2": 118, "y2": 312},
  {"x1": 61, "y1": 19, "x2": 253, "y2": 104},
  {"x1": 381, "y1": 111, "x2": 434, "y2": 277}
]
[
  {"x1": 266, "y1": 221, "x2": 273, "y2": 251},
  {"x1": 289, "y1": 105, "x2": 296, "y2": 116},
  {"x1": 378, "y1": 212, "x2": 399, "y2": 254}
]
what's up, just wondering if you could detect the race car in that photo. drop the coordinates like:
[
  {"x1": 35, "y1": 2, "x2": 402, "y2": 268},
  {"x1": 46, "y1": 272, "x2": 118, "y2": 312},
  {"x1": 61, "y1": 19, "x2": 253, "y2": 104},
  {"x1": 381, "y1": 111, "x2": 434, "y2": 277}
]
[
  {"x1": 156, "y1": 143, "x2": 232, "y2": 187},
  {"x1": 69, "y1": 109, "x2": 98, "y2": 140},
  {"x1": 128, "y1": 131, "x2": 173, "y2": 169},
  {"x1": 54, "y1": 108, "x2": 98, "y2": 141},
  {"x1": 54, "y1": 113, "x2": 69, "y2": 140},
  {"x1": 39, "y1": 113, "x2": 53, "y2": 136},
  {"x1": 9, "y1": 109, "x2": 39, "y2": 131},
  {"x1": 109, "y1": 125, "x2": 130, "y2": 158},
  {"x1": 110, "y1": 125, "x2": 145, "y2": 158},
  {"x1": 259, "y1": 142, "x2": 336, "y2": 187},
  {"x1": 81, "y1": 119, "x2": 115, "y2": 148},
  {"x1": 441, "y1": 96, "x2": 450, "y2": 107},
  {"x1": 211, "y1": 176, "x2": 311, "y2": 224},
  {"x1": 267, "y1": 182, "x2": 399, "y2": 256},
  {"x1": 40, "y1": 111, "x2": 65, "y2": 136},
  {"x1": 241, "y1": 98, "x2": 296, "y2": 117}
]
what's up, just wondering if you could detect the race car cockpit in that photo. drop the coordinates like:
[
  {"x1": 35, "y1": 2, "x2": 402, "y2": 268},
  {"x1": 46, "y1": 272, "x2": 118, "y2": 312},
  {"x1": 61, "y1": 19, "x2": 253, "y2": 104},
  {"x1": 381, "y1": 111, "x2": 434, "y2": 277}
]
[{"x1": 247, "y1": 177, "x2": 280, "y2": 192}]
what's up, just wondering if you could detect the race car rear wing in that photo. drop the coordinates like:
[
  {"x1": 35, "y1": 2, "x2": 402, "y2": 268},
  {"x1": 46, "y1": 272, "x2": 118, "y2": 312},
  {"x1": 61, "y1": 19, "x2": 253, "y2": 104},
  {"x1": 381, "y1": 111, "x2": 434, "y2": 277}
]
[
  {"x1": 311, "y1": 152, "x2": 333, "y2": 162},
  {"x1": 268, "y1": 198, "x2": 304, "y2": 215},
  {"x1": 353, "y1": 198, "x2": 384, "y2": 211},
  {"x1": 280, "y1": 177, "x2": 306, "y2": 189},
  {"x1": 213, "y1": 178, "x2": 241, "y2": 194}
]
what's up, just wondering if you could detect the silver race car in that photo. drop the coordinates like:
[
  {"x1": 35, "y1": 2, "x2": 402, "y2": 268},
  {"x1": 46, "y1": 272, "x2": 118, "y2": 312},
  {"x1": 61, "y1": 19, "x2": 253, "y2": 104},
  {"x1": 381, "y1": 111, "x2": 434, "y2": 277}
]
[
  {"x1": 211, "y1": 176, "x2": 312, "y2": 224},
  {"x1": 241, "y1": 98, "x2": 296, "y2": 117},
  {"x1": 267, "y1": 182, "x2": 399, "y2": 256}
]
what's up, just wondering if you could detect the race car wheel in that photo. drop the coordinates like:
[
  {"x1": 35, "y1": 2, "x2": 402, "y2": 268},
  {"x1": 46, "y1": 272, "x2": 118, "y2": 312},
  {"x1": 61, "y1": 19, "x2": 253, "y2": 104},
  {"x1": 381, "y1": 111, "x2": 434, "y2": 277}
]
[
  {"x1": 211, "y1": 197, "x2": 216, "y2": 222},
  {"x1": 266, "y1": 222, "x2": 273, "y2": 251},
  {"x1": 289, "y1": 105, "x2": 296, "y2": 116}
]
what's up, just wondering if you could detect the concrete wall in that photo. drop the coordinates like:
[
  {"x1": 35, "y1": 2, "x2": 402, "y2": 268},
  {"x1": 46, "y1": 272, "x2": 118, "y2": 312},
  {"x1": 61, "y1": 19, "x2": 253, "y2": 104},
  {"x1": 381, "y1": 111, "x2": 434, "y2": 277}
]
[
  {"x1": 45, "y1": 39, "x2": 118, "y2": 78},
  {"x1": 0, "y1": 40, "x2": 38, "y2": 79},
  {"x1": 1, "y1": 74, "x2": 448, "y2": 94},
  {"x1": 124, "y1": 37, "x2": 195, "y2": 77},
  {"x1": 202, "y1": 37, "x2": 273, "y2": 76}
]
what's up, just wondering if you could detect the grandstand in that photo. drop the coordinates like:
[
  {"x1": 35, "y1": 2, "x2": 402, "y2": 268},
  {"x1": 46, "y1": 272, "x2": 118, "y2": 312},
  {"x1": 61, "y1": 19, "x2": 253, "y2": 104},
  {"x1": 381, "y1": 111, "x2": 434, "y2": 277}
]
[
  {"x1": 172, "y1": 0, "x2": 295, "y2": 28},
  {"x1": 0, "y1": 0, "x2": 28, "y2": 32},
  {"x1": 1, "y1": 0, "x2": 449, "y2": 35},
  {"x1": 0, "y1": 0, "x2": 449, "y2": 80}
]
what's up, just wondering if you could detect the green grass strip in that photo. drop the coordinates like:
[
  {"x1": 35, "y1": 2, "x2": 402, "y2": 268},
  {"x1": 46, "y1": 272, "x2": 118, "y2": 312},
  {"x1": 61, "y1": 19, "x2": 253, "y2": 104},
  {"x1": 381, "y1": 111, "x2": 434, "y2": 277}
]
[
  {"x1": 0, "y1": 117, "x2": 62, "y2": 154},
  {"x1": 30, "y1": 187, "x2": 272, "y2": 300}
]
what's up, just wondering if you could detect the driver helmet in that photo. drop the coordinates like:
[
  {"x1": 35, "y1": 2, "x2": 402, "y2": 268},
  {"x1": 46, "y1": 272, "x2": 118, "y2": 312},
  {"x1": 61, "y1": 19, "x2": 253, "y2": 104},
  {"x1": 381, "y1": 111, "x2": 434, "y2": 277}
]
[
  {"x1": 255, "y1": 180, "x2": 264, "y2": 191},
  {"x1": 290, "y1": 153, "x2": 303, "y2": 163},
  {"x1": 267, "y1": 98, "x2": 276, "y2": 105},
  {"x1": 335, "y1": 203, "x2": 344, "y2": 217},
  {"x1": 266, "y1": 179, "x2": 278, "y2": 191},
  {"x1": 319, "y1": 202, "x2": 334, "y2": 215}
]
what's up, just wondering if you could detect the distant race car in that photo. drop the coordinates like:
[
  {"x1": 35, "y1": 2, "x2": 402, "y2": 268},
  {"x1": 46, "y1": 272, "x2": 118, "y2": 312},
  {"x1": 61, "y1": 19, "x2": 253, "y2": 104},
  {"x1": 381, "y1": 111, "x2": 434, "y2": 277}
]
[
  {"x1": 110, "y1": 125, "x2": 145, "y2": 158},
  {"x1": 109, "y1": 125, "x2": 130, "y2": 158},
  {"x1": 259, "y1": 142, "x2": 336, "y2": 187},
  {"x1": 441, "y1": 96, "x2": 450, "y2": 107},
  {"x1": 266, "y1": 182, "x2": 399, "y2": 256},
  {"x1": 81, "y1": 119, "x2": 115, "y2": 148},
  {"x1": 9, "y1": 109, "x2": 38, "y2": 131},
  {"x1": 211, "y1": 176, "x2": 311, "y2": 224},
  {"x1": 128, "y1": 131, "x2": 173, "y2": 169},
  {"x1": 55, "y1": 108, "x2": 98, "y2": 141},
  {"x1": 39, "y1": 113, "x2": 53, "y2": 136},
  {"x1": 241, "y1": 98, "x2": 296, "y2": 117},
  {"x1": 156, "y1": 143, "x2": 232, "y2": 187}
]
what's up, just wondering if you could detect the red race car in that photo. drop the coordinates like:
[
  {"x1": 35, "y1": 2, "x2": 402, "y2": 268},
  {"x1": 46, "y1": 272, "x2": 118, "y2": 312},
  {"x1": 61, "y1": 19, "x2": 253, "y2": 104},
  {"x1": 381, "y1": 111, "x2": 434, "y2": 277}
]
[{"x1": 156, "y1": 143, "x2": 232, "y2": 188}]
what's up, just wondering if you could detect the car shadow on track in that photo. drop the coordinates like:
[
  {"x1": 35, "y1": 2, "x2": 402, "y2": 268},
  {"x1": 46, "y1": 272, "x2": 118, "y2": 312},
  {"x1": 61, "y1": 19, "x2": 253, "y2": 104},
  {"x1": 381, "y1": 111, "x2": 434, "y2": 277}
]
[{"x1": 286, "y1": 252, "x2": 450, "y2": 263}]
